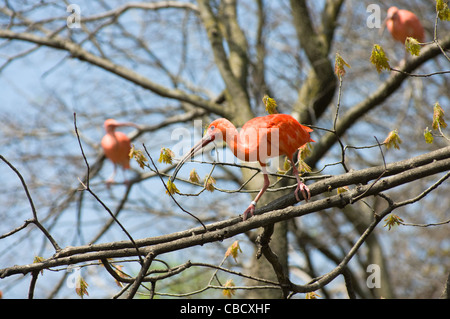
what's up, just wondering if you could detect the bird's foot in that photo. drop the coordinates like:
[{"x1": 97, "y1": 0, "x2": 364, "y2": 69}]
[
  {"x1": 123, "y1": 179, "x2": 131, "y2": 187},
  {"x1": 105, "y1": 179, "x2": 114, "y2": 189},
  {"x1": 295, "y1": 182, "x2": 311, "y2": 202},
  {"x1": 242, "y1": 201, "x2": 256, "y2": 221}
]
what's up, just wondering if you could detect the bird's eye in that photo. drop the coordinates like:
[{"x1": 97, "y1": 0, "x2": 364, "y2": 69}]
[{"x1": 210, "y1": 125, "x2": 215, "y2": 131}]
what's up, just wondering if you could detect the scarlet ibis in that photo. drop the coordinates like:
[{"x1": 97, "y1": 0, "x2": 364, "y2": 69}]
[
  {"x1": 384, "y1": 6, "x2": 425, "y2": 44},
  {"x1": 101, "y1": 119, "x2": 139, "y2": 185},
  {"x1": 170, "y1": 114, "x2": 315, "y2": 220}
]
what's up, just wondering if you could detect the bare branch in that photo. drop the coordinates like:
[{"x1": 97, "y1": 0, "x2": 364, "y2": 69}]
[
  {"x1": 308, "y1": 33, "x2": 450, "y2": 167},
  {"x1": 142, "y1": 144, "x2": 207, "y2": 230},
  {"x1": 0, "y1": 29, "x2": 226, "y2": 116},
  {"x1": 2, "y1": 146, "x2": 449, "y2": 285},
  {"x1": 80, "y1": 1, "x2": 199, "y2": 22},
  {"x1": 73, "y1": 113, "x2": 143, "y2": 264},
  {"x1": 0, "y1": 155, "x2": 60, "y2": 252}
]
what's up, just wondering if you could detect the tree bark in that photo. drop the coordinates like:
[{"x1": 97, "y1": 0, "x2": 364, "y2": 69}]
[{"x1": 290, "y1": 0, "x2": 344, "y2": 124}]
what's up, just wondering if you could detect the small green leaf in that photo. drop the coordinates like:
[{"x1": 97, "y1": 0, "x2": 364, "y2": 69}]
[
  {"x1": 432, "y1": 102, "x2": 447, "y2": 130},
  {"x1": 437, "y1": 0, "x2": 450, "y2": 21},
  {"x1": 337, "y1": 186, "x2": 350, "y2": 194},
  {"x1": 384, "y1": 214, "x2": 404, "y2": 231},
  {"x1": 405, "y1": 37, "x2": 421, "y2": 56},
  {"x1": 424, "y1": 127, "x2": 434, "y2": 144},
  {"x1": 33, "y1": 256, "x2": 45, "y2": 263},
  {"x1": 335, "y1": 52, "x2": 351, "y2": 79},
  {"x1": 282, "y1": 157, "x2": 291, "y2": 171},
  {"x1": 76, "y1": 276, "x2": 89, "y2": 299},
  {"x1": 262, "y1": 94, "x2": 278, "y2": 114},
  {"x1": 383, "y1": 129, "x2": 402, "y2": 150},
  {"x1": 222, "y1": 279, "x2": 236, "y2": 298},
  {"x1": 370, "y1": 44, "x2": 391, "y2": 73},
  {"x1": 204, "y1": 175, "x2": 216, "y2": 192},
  {"x1": 297, "y1": 160, "x2": 312, "y2": 173},
  {"x1": 33, "y1": 256, "x2": 45, "y2": 275},
  {"x1": 189, "y1": 169, "x2": 200, "y2": 183},
  {"x1": 158, "y1": 147, "x2": 175, "y2": 165},
  {"x1": 225, "y1": 240, "x2": 242, "y2": 262},
  {"x1": 305, "y1": 291, "x2": 321, "y2": 299},
  {"x1": 129, "y1": 144, "x2": 148, "y2": 169},
  {"x1": 298, "y1": 143, "x2": 313, "y2": 160},
  {"x1": 166, "y1": 179, "x2": 180, "y2": 195}
]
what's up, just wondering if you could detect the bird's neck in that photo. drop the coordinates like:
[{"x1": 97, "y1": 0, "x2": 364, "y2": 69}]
[
  {"x1": 105, "y1": 127, "x2": 115, "y2": 134},
  {"x1": 215, "y1": 121, "x2": 239, "y2": 156},
  {"x1": 221, "y1": 126, "x2": 250, "y2": 161}
]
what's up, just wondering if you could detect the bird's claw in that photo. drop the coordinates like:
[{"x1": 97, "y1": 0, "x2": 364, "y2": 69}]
[
  {"x1": 242, "y1": 203, "x2": 256, "y2": 221},
  {"x1": 295, "y1": 182, "x2": 311, "y2": 202},
  {"x1": 105, "y1": 179, "x2": 114, "y2": 189}
]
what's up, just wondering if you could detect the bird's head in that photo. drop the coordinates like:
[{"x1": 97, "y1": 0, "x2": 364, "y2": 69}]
[
  {"x1": 104, "y1": 119, "x2": 140, "y2": 133},
  {"x1": 204, "y1": 118, "x2": 234, "y2": 143},
  {"x1": 386, "y1": 6, "x2": 399, "y2": 21},
  {"x1": 379, "y1": 6, "x2": 399, "y2": 37},
  {"x1": 170, "y1": 118, "x2": 233, "y2": 183}
]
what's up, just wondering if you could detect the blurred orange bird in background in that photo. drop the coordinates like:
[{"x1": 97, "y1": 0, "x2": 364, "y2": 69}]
[
  {"x1": 170, "y1": 114, "x2": 315, "y2": 220},
  {"x1": 384, "y1": 6, "x2": 425, "y2": 44},
  {"x1": 101, "y1": 119, "x2": 139, "y2": 185}
]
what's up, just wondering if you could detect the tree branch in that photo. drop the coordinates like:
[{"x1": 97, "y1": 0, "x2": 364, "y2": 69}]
[
  {"x1": 0, "y1": 29, "x2": 226, "y2": 116},
  {"x1": 2, "y1": 146, "x2": 449, "y2": 282},
  {"x1": 80, "y1": 1, "x2": 199, "y2": 22},
  {"x1": 0, "y1": 155, "x2": 61, "y2": 252},
  {"x1": 289, "y1": 0, "x2": 343, "y2": 124},
  {"x1": 308, "y1": 33, "x2": 450, "y2": 167},
  {"x1": 197, "y1": 0, "x2": 253, "y2": 123}
]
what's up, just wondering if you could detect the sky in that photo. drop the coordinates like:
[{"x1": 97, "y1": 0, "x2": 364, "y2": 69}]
[{"x1": 1, "y1": 0, "x2": 449, "y2": 299}]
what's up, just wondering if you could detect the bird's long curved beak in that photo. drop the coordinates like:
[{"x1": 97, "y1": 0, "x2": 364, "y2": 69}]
[
  {"x1": 170, "y1": 134, "x2": 215, "y2": 183},
  {"x1": 115, "y1": 122, "x2": 141, "y2": 129},
  {"x1": 379, "y1": 17, "x2": 388, "y2": 36},
  {"x1": 379, "y1": 13, "x2": 393, "y2": 37}
]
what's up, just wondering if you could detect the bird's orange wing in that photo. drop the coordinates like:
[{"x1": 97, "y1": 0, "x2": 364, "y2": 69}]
[
  {"x1": 243, "y1": 114, "x2": 314, "y2": 162},
  {"x1": 102, "y1": 132, "x2": 131, "y2": 169}
]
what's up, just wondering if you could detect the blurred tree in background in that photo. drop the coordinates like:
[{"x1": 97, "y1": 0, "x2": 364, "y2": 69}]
[{"x1": 0, "y1": 0, "x2": 449, "y2": 299}]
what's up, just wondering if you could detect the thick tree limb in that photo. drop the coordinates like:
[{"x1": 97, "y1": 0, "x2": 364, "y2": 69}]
[
  {"x1": 2, "y1": 146, "x2": 449, "y2": 280},
  {"x1": 290, "y1": 0, "x2": 344, "y2": 124},
  {"x1": 0, "y1": 29, "x2": 225, "y2": 116},
  {"x1": 79, "y1": 1, "x2": 199, "y2": 22},
  {"x1": 197, "y1": 0, "x2": 253, "y2": 123},
  {"x1": 308, "y1": 33, "x2": 450, "y2": 167}
]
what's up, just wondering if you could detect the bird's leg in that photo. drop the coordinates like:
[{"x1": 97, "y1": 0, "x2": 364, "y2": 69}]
[
  {"x1": 242, "y1": 167, "x2": 270, "y2": 221},
  {"x1": 121, "y1": 168, "x2": 130, "y2": 186},
  {"x1": 397, "y1": 50, "x2": 408, "y2": 68},
  {"x1": 105, "y1": 164, "x2": 117, "y2": 188},
  {"x1": 289, "y1": 158, "x2": 311, "y2": 202}
]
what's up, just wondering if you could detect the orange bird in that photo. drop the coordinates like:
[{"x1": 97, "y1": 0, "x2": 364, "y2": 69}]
[
  {"x1": 384, "y1": 6, "x2": 425, "y2": 44},
  {"x1": 170, "y1": 114, "x2": 315, "y2": 220},
  {"x1": 101, "y1": 119, "x2": 139, "y2": 185}
]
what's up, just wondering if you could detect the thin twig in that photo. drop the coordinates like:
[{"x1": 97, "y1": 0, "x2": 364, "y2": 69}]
[
  {"x1": 400, "y1": 219, "x2": 450, "y2": 228},
  {"x1": 0, "y1": 155, "x2": 38, "y2": 220},
  {"x1": 3, "y1": 146, "x2": 450, "y2": 298},
  {"x1": 28, "y1": 270, "x2": 40, "y2": 299},
  {"x1": 394, "y1": 170, "x2": 450, "y2": 209},
  {"x1": 433, "y1": 11, "x2": 450, "y2": 62},
  {"x1": 390, "y1": 68, "x2": 450, "y2": 77},
  {"x1": 351, "y1": 137, "x2": 387, "y2": 203},
  {"x1": 142, "y1": 143, "x2": 206, "y2": 230},
  {"x1": 0, "y1": 154, "x2": 61, "y2": 251},
  {"x1": 73, "y1": 113, "x2": 143, "y2": 264},
  {"x1": 127, "y1": 251, "x2": 155, "y2": 299},
  {"x1": 332, "y1": 76, "x2": 349, "y2": 173}
]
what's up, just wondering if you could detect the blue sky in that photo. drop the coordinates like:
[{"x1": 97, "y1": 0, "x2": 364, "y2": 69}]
[{"x1": 1, "y1": 0, "x2": 449, "y2": 298}]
